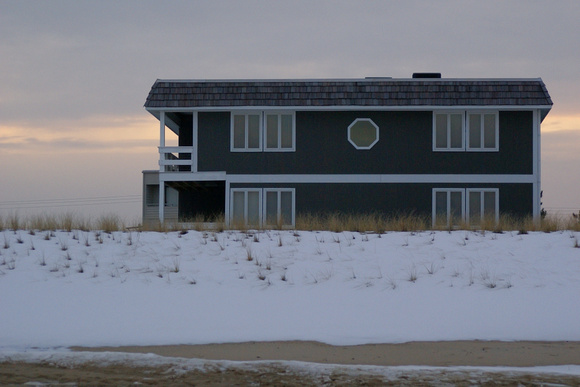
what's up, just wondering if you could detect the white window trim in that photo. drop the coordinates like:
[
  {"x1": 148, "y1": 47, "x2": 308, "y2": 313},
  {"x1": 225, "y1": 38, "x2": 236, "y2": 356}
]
[
  {"x1": 432, "y1": 188, "x2": 499, "y2": 227},
  {"x1": 264, "y1": 112, "x2": 296, "y2": 152},
  {"x1": 433, "y1": 111, "x2": 499, "y2": 152},
  {"x1": 466, "y1": 111, "x2": 499, "y2": 152},
  {"x1": 229, "y1": 188, "x2": 296, "y2": 228},
  {"x1": 432, "y1": 112, "x2": 465, "y2": 152},
  {"x1": 230, "y1": 112, "x2": 263, "y2": 152},
  {"x1": 432, "y1": 188, "x2": 465, "y2": 227},
  {"x1": 230, "y1": 188, "x2": 263, "y2": 226},
  {"x1": 466, "y1": 188, "x2": 500, "y2": 224},
  {"x1": 231, "y1": 111, "x2": 296, "y2": 153},
  {"x1": 263, "y1": 188, "x2": 296, "y2": 227},
  {"x1": 348, "y1": 118, "x2": 379, "y2": 150}
]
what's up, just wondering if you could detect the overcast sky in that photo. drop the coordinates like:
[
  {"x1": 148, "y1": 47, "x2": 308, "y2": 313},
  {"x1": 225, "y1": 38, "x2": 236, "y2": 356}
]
[{"x1": 1, "y1": 0, "x2": 579, "y2": 222}]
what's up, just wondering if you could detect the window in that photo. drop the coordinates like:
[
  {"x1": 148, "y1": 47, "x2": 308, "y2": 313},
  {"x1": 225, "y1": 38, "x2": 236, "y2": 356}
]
[
  {"x1": 467, "y1": 112, "x2": 498, "y2": 151},
  {"x1": 145, "y1": 185, "x2": 178, "y2": 207},
  {"x1": 231, "y1": 189, "x2": 262, "y2": 226},
  {"x1": 231, "y1": 112, "x2": 295, "y2": 152},
  {"x1": 348, "y1": 118, "x2": 379, "y2": 150},
  {"x1": 434, "y1": 113, "x2": 464, "y2": 151},
  {"x1": 264, "y1": 189, "x2": 295, "y2": 227},
  {"x1": 265, "y1": 113, "x2": 295, "y2": 151},
  {"x1": 230, "y1": 188, "x2": 295, "y2": 227},
  {"x1": 467, "y1": 189, "x2": 499, "y2": 225},
  {"x1": 433, "y1": 189, "x2": 465, "y2": 227},
  {"x1": 433, "y1": 188, "x2": 499, "y2": 227},
  {"x1": 232, "y1": 113, "x2": 261, "y2": 151},
  {"x1": 433, "y1": 111, "x2": 498, "y2": 152},
  {"x1": 146, "y1": 185, "x2": 159, "y2": 207}
]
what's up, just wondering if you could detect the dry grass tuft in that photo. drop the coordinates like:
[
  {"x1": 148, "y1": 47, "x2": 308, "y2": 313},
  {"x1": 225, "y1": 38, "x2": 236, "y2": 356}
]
[{"x1": 3, "y1": 210, "x2": 579, "y2": 234}]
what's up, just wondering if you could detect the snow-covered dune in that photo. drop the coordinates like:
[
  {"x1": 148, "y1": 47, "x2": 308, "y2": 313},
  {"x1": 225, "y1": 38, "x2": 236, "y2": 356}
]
[{"x1": 1, "y1": 229, "x2": 579, "y2": 349}]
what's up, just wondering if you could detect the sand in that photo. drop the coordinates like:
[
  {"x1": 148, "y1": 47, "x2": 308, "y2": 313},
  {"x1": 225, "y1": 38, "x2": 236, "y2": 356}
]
[
  {"x1": 73, "y1": 340, "x2": 580, "y2": 367},
  {"x1": 3, "y1": 342, "x2": 580, "y2": 385}
]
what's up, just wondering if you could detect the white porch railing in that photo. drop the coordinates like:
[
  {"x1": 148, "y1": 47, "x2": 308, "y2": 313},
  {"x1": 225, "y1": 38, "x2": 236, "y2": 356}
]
[{"x1": 158, "y1": 146, "x2": 194, "y2": 172}]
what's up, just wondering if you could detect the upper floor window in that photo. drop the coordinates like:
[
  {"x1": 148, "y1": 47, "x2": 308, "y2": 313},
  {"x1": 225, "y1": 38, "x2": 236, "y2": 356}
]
[
  {"x1": 467, "y1": 112, "x2": 498, "y2": 151},
  {"x1": 231, "y1": 112, "x2": 295, "y2": 152},
  {"x1": 433, "y1": 111, "x2": 498, "y2": 152},
  {"x1": 232, "y1": 113, "x2": 262, "y2": 151},
  {"x1": 348, "y1": 118, "x2": 379, "y2": 150},
  {"x1": 265, "y1": 113, "x2": 295, "y2": 151},
  {"x1": 434, "y1": 113, "x2": 464, "y2": 151}
]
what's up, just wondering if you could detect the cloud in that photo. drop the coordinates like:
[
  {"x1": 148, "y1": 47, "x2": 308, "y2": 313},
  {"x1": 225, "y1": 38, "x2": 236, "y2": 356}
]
[
  {"x1": 1, "y1": 0, "x2": 579, "y2": 128},
  {"x1": 0, "y1": 114, "x2": 158, "y2": 153}
]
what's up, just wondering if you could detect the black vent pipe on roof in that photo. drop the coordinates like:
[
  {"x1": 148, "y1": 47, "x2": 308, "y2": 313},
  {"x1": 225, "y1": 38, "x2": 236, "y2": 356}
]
[{"x1": 412, "y1": 73, "x2": 442, "y2": 78}]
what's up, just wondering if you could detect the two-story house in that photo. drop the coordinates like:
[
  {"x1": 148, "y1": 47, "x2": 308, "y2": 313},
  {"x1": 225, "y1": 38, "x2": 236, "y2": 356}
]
[{"x1": 142, "y1": 74, "x2": 552, "y2": 228}]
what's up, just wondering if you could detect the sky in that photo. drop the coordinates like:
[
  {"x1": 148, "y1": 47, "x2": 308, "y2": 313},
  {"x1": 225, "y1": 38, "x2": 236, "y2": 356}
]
[{"x1": 1, "y1": 0, "x2": 579, "y2": 222}]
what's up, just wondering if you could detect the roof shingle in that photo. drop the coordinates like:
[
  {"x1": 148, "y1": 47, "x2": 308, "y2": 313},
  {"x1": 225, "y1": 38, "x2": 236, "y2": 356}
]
[{"x1": 144, "y1": 79, "x2": 553, "y2": 109}]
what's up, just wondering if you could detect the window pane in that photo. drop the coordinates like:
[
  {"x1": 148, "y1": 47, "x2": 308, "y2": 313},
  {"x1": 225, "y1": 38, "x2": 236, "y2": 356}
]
[
  {"x1": 350, "y1": 120, "x2": 377, "y2": 148},
  {"x1": 281, "y1": 191, "x2": 293, "y2": 225},
  {"x1": 435, "y1": 114, "x2": 447, "y2": 148},
  {"x1": 233, "y1": 115, "x2": 245, "y2": 149},
  {"x1": 450, "y1": 114, "x2": 463, "y2": 148},
  {"x1": 247, "y1": 191, "x2": 260, "y2": 225},
  {"x1": 469, "y1": 191, "x2": 481, "y2": 225},
  {"x1": 484, "y1": 191, "x2": 496, "y2": 218},
  {"x1": 266, "y1": 114, "x2": 278, "y2": 149},
  {"x1": 281, "y1": 115, "x2": 293, "y2": 148},
  {"x1": 233, "y1": 191, "x2": 245, "y2": 223},
  {"x1": 483, "y1": 114, "x2": 496, "y2": 148},
  {"x1": 266, "y1": 191, "x2": 278, "y2": 225},
  {"x1": 435, "y1": 191, "x2": 447, "y2": 225},
  {"x1": 469, "y1": 114, "x2": 481, "y2": 148},
  {"x1": 146, "y1": 185, "x2": 159, "y2": 206},
  {"x1": 450, "y1": 191, "x2": 463, "y2": 225},
  {"x1": 248, "y1": 115, "x2": 260, "y2": 149}
]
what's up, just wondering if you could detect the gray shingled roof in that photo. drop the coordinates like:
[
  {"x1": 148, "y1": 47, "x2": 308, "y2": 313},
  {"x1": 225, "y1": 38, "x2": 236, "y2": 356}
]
[{"x1": 144, "y1": 78, "x2": 552, "y2": 109}]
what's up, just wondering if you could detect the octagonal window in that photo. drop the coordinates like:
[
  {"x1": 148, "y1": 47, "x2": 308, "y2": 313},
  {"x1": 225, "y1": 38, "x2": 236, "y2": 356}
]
[{"x1": 348, "y1": 118, "x2": 379, "y2": 150}]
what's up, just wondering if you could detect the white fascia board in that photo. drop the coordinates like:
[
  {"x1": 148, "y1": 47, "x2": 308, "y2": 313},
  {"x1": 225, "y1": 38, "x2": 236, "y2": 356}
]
[
  {"x1": 145, "y1": 105, "x2": 552, "y2": 113},
  {"x1": 159, "y1": 171, "x2": 227, "y2": 182},
  {"x1": 226, "y1": 174, "x2": 536, "y2": 184}
]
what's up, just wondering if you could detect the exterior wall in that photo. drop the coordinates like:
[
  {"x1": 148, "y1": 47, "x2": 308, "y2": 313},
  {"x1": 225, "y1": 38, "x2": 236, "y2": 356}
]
[
  {"x1": 230, "y1": 183, "x2": 533, "y2": 218},
  {"x1": 197, "y1": 111, "x2": 533, "y2": 175}
]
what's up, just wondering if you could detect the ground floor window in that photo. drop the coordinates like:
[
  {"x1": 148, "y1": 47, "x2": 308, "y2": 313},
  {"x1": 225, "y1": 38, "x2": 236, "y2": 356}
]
[
  {"x1": 467, "y1": 189, "x2": 499, "y2": 225},
  {"x1": 433, "y1": 188, "x2": 498, "y2": 227},
  {"x1": 230, "y1": 188, "x2": 295, "y2": 227},
  {"x1": 145, "y1": 184, "x2": 178, "y2": 207}
]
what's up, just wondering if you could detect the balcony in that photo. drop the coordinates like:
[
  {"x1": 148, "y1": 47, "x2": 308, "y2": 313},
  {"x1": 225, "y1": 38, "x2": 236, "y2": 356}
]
[{"x1": 158, "y1": 146, "x2": 194, "y2": 172}]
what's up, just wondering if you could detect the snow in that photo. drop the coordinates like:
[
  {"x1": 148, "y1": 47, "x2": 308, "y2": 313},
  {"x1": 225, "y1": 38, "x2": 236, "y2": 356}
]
[
  {"x1": 1, "y1": 229, "x2": 579, "y2": 351},
  {"x1": 2, "y1": 349, "x2": 580, "y2": 381}
]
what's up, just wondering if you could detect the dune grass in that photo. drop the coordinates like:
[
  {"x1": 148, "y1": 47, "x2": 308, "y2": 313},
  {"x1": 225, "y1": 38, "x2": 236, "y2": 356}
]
[{"x1": 0, "y1": 211, "x2": 578, "y2": 233}]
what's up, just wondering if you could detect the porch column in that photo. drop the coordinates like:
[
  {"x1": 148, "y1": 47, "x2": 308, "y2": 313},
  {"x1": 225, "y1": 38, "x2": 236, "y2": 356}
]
[
  {"x1": 159, "y1": 181, "x2": 165, "y2": 223},
  {"x1": 533, "y1": 109, "x2": 541, "y2": 223},
  {"x1": 192, "y1": 111, "x2": 198, "y2": 172},
  {"x1": 159, "y1": 111, "x2": 166, "y2": 223}
]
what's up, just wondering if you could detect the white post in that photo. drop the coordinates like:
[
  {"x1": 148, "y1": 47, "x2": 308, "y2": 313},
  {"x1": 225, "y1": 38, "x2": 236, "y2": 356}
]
[
  {"x1": 159, "y1": 111, "x2": 167, "y2": 223},
  {"x1": 159, "y1": 112, "x2": 166, "y2": 173},
  {"x1": 160, "y1": 111, "x2": 166, "y2": 147},
  {"x1": 225, "y1": 180, "x2": 230, "y2": 226},
  {"x1": 532, "y1": 109, "x2": 541, "y2": 223},
  {"x1": 159, "y1": 181, "x2": 165, "y2": 223},
  {"x1": 192, "y1": 111, "x2": 198, "y2": 172}
]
